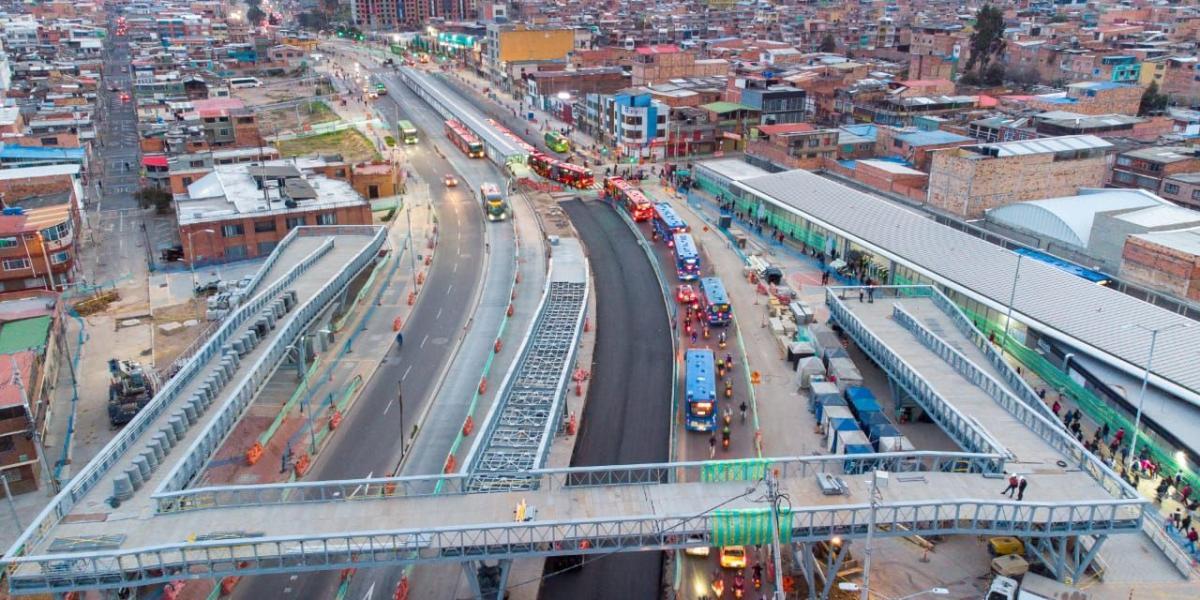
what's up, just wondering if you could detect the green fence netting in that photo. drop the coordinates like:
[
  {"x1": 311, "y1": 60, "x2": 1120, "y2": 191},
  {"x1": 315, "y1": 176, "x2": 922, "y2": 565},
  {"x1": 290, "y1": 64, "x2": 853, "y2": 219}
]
[
  {"x1": 710, "y1": 507, "x2": 794, "y2": 547},
  {"x1": 700, "y1": 459, "x2": 771, "y2": 483},
  {"x1": 958, "y1": 305, "x2": 1200, "y2": 494}
]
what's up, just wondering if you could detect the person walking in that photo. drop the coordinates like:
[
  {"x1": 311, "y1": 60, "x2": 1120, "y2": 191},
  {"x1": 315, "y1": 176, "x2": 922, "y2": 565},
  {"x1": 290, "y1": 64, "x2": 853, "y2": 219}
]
[
  {"x1": 1051, "y1": 399, "x2": 1061, "y2": 417},
  {"x1": 1188, "y1": 528, "x2": 1199, "y2": 553},
  {"x1": 1017, "y1": 476, "x2": 1028, "y2": 501},
  {"x1": 709, "y1": 433, "x2": 717, "y2": 459},
  {"x1": 1001, "y1": 473, "x2": 1019, "y2": 497}
]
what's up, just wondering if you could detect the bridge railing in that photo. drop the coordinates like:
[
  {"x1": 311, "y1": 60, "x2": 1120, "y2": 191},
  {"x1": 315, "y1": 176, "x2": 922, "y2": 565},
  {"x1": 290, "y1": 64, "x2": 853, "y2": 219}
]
[
  {"x1": 924, "y1": 286, "x2": 1061, "y2": 424},
  {"x1": 1, "y1": 228, "x2": 372, "y2": 561},
  {"x1": 157, "y1": 227, "x2": 388, "y2": 495},
  {"x1": 825, "y1": 287, "x2": 1010, "y2": 465},
  {"x1": 10, "y1": 493, "x2": 1143, "y2": 594},
  {"x1": 890, "y1": 302, "x2": 1140, "y2": 502},
  {"x1": 150, "y1": 451, "x2": 1003, "y2": 512}
]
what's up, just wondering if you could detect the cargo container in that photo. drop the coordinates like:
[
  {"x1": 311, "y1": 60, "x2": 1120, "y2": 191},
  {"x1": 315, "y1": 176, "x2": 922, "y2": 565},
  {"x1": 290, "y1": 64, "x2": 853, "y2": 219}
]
[
  {"x1": 810, "y1": 381, "x2": 842, "y2": 417},
  {"x1": 827, "y1": 357, "x2": 864, "y2": 392}
]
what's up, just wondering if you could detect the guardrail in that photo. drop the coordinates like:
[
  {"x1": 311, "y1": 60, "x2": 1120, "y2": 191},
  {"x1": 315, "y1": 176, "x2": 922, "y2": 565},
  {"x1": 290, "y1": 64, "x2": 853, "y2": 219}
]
[
  {"x1": 158, "y1": 227, "x2": 388, "y2": 494},
  {"x1": 926, "y1": 288, "x2": 1061, "y2": 425},
  {"x1": 1, "y1": 229, "x2": 373, "y2": 561},
  {"x1": 890, "y1": 301, "x2": 1140, "y2": 502},
  {"x1": 825, "y1": 288, "x2": 1010, "y2": 466},
  {"x1": 152, "y1": 451, "x2": 1001, "y2": 512},
  {"x1": 11, "y1": 489, "x2": 1143, "y2": 594},
  {"x1": 394, "y1": 68, "x2": 524, "y2": 165}
]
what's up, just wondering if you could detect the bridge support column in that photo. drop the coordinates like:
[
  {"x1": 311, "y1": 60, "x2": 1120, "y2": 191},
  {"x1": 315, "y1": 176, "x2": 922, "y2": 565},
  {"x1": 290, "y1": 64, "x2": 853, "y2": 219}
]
[
  {"x1": 462, "y1": 559, "x2": 511, "y2": 600},
  {"x1": 792, "y1": 539, "x2": 852, "y2": 600},
  {"x1": 792, "y1": 542, "x2": 817, "y2": 600},
  {"x1": 1028, "y1": 535, "x2": 1106, "y2": 584}
]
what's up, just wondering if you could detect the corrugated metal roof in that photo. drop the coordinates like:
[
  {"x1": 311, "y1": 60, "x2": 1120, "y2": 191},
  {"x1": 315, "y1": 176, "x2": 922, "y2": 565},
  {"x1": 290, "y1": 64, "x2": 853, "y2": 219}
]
[
  {"x1": 0, "y1": 316, "x2": 51, "y2": 354},
  {"x1": 977, "y1": 134, "x2": 1112, "y2": 157},
  {"x1": 734, "y1": 169, "x2": 1200, "y2": 404}
]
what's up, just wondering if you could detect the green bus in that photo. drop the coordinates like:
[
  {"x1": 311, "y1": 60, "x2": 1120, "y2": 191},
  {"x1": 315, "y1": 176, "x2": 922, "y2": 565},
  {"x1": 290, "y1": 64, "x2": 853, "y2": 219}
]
[
  {"x1": 397, "y1": 120, "x2": 418, "y2": 144},
  {"x1": 544, "y1": 131, "x2": 570, "y2": 153}
]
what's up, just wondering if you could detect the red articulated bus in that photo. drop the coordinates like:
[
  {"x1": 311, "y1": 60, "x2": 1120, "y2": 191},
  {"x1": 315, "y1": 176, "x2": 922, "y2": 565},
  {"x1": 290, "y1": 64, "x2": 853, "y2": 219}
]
[
  {"x1": 528, "y1": 152, "x2": 594, "y2": 189},
  {"x1": 603, "y1": 177, "x2": 654, "y2": 221},
  {"x1": 445, "y1": 119, "x2": 484, "y2": 158}
]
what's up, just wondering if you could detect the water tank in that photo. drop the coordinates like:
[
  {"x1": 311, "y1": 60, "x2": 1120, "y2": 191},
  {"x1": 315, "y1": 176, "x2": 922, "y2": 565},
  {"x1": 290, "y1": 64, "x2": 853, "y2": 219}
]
[
  {"x1": 169, "y1": 415, "x2": 187, "y2": 438},
  {"x1": 132, "y1": 455, "x2": 152, "y2": 480}
]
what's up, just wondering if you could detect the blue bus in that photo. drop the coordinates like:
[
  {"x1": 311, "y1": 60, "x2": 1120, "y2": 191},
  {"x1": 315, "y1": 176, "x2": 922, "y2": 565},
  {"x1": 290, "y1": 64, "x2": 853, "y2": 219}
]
[
  {"x1": 673, "y1": 233, "x2": 701, "y2": 280},
  {"x1": 699, "y1": 277, "x2": 731, "y2": 325},
  {"x1": 1012, "y1": 247, "x2": 1110, "y2": 286},
  {"x1": 652, "y1": 202, "x2": 688, "y2": 245},
  {"x1": 684, "y1": 349, "x2": 718, "y2": 431}
]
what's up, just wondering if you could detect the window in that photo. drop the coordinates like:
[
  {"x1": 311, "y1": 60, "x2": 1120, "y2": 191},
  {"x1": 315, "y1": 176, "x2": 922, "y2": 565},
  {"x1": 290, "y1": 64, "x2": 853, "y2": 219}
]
[
  {"x1": 809, "y1": 138, "x2": 821, "y2": 148},
  {"x1": 50, "y1": 251, "x2": 69, "y2": 265},
  {"x1": 257, "y1": 241, "x2": 277, "y2": 255},
  {"x1": 222, "y1": 224, "x2": 244, "y2": 237},
  {"x1": 286, "y1": 216, "x2": 306, "y2": 229},
  {"x1": 218, "y1": 129, "x2": 231, "y2": 137},
  {"x1": 1114, "y1": 172, "x2": 1134, "y2": 183},
  {"x1": 1148, "y1": 162, "x2": 1163, "y2": 172},
  {"x1": 1192, "y1": 190, "x2": 1200, "y2": 201},
  {"x1": 1116, "y1": 156, "x2": 1133, "y2": 166},
  {"x1": 315, "y1": 213, "x2": 337, "y2": 225},
  {"x1": 253, "y1": 220, "x2": 276, "y2": 233},
  {"x1": 190, "y1": 160, "x2": 204, "y2": 168},
  {"x1": 40, "y1": 137, "x2": 58, "y2": 146},
  {"x1": 226, "y1": 245, "x2": 247, "y2": 260},
  {"x1": 0, "y1": 237, "x2": 17, "y2": 249},
  {"x1": 1164, "y1": 183, "x2": 1180, "y2": 194},
  {"x1": 182, "y1": 176, "x2": 193, "y2": 187},
  {"x1": 3, "y1": 258, "x2": 29, "y2": 271},
  {"x1": 893, "y1": 138, "x2": 902, "y2": 148},
  {"x1": 40, "y1": 222, "x2": 70, "y2": 242}
]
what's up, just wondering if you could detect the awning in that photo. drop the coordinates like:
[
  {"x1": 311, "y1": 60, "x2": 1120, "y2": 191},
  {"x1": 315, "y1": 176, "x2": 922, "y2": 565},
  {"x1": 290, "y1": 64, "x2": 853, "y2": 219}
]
[{"x1": 142, "y1": 155, "x2": 168, "y2": 168}]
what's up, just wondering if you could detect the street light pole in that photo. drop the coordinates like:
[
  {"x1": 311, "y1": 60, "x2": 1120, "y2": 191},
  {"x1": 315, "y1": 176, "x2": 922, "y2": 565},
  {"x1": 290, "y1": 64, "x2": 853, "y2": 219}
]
[
  {"x1": 1125, "y1": 322, "x2": 1191, "y2": 471},
  {"x1": 1001, "y1": 253, "x2": 1023, "y2": 355},
  {"x1": 860, "y1": 470, "x2": 887, "y2": 600},
  {"x1": 766, "y1": 470, "x2": 786, "y2": 600}
]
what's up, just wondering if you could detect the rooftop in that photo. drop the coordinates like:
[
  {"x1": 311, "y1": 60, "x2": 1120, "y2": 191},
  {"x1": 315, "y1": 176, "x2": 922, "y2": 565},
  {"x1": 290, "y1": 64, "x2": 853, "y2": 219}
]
[
  {"x1": 756, "y1": 123, "x2": 816, "y2": 136},
  {"x1": 1120, "y1": 146, "x2": 1200, "y2": 163},
  {"x1": 178, "y1": 158, "x2": 365, "y2": 226},
  {"x1": 961, "y1": 135, "x2": 1112, "y2": 158},
  {"x1": 701, "y1": 101, "x2": 757, "y2": 115},
  {"x1": 1131, "y1": 227, "x2": 1200, "y2": 257},
  {"x1": 985, "y1": 188, "x2": 1168, "y2": 247},
  {"x1": 857, "y1": 159, "x2": 926, "y2": 175},
  {"x1": 894, "y1": 130, "x2": 972, "y2": 147}
]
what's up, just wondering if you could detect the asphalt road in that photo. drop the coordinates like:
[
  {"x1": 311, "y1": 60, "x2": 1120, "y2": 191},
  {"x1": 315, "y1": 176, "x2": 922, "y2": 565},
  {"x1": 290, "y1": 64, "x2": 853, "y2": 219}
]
[
  {"x1": 541, "y1": 199, "x2": 673, "y2": 600},
  {"x1": 232, "y1": 64, "x2": 489, "y2": 600},
  {"x1": 97, "y1": 18, "x2": 142, "y2": 211}
]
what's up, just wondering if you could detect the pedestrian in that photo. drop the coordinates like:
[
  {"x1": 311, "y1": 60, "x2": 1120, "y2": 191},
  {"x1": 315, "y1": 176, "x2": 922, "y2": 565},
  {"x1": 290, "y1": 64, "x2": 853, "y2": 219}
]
[
  {"x1": 1183, "y1": 513, "x2": 1192, "y2": 532},
  {"x1": 1038, "y1": 388, "x2": 1046, "y2": 400},
  {"x1": 1188, "y1": 528, "x2": 1199, "y2": 553},
  {"x1": 1001, "y1": 472, "x2": 1019, "y2": 497},
  {"x1": 1101, "y1": 422, "x2": 1110, "y2": 440},
  {"x1": 1017, "y1": 476, "x2": 1028, "y2": 501},
  {"x1": 1115, "y1": 427, "x2": 1126, "y2": 444},
  {"x1": 709, "y1": 433, "x2": 716, "y2": 459},
  {"x1": 1172, "y1": 508, "x2": 1183, "y2": 529},
  {"x1": 858, "y1": 289, "x2": 864, "y2": 303},
  {"x1": 1051, "y1": 399, "x2": 1061, "y2": 416}
]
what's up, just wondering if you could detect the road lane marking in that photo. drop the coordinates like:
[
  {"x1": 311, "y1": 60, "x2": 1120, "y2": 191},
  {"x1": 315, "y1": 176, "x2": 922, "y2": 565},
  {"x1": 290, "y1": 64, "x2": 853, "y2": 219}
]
[
  {"x1": 362, "y1": 582, "x2": 375, "y2": 600},
  {"x1": 446, "y1": 284, "x2": 453, "y2": 296},
  {"x1": 453, "y1": 263, "x2": 458, "y2": 273},
  {"x1": 402, "y1": 365, "x2": 412, "y2": 381},
  {"x1": 436, "y1": 308, "x2": 443, "y2": 320},
  {"x1": 420, "y1": 335, "x2": 428, "y2": 348}
]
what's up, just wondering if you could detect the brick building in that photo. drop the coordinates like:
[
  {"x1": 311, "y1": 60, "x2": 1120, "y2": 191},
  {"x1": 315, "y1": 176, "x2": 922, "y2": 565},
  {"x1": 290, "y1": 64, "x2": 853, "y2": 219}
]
[
  {"x1": 0, "y1": 164, "x2": 84, "y2": 292},
  {"x1": 1025, "y1": 82, "x2": 1142, "y2": 117},
  {"x1": 177, "y1": 159, "x2": 374, "y2": 265},
  {"x1": 745, "y1": 123, "x2": 837, "y2": 170},
  {"x1": 1121, "y1": 228, "x2": 1200, "y2": 302},
  {"x1": 1110, "y1": 146, "x2": 1200, "y2": 194},
  {"x1": 875, "y1": 128, "x2": 973, "y2": 172},
  {"x1": 926, "y1": 135, "x2": 1113, "y2": 219},
  {"x1": 1159, "y1": 173, "x2": 1200, "y2": 210},
  {"x1": 0, "y1": 291, "x2": 67, "y2": 494},
  {"x1": 630, "y1": 45, "x2": 728, "y2": 86}
]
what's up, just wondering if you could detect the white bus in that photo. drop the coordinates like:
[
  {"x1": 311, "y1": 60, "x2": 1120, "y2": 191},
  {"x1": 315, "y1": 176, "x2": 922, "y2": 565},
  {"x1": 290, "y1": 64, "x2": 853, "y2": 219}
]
[{"x1": 229, "y1": 77, "x2": 263, "y2": 88}]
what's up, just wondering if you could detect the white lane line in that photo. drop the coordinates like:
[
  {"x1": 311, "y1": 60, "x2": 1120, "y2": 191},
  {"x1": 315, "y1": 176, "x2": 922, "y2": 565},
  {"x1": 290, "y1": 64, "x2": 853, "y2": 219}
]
[
  {"x1": 362, "y1": 582, "x2": 376, "y2": 600},
  {"x1": 402, "y1": 365, "x2": 413, "y2": 381},
  {"x1": 453, "y1": 263, "x2": 458, "y2": 273},
  {"x1": 446, "y1": 284, "x2": 454, "y2": 296},
  {"x1": 436, "y1": 307, "x2": 443, "y2": 320},
  {"x1": 420, "y1": 335, "x2": 429, "y2": 348}
]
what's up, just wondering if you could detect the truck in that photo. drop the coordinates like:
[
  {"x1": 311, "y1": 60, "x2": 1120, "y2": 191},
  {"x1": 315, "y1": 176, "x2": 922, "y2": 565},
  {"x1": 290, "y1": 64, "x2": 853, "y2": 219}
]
[
  {"x1": 986, "y1": 573, "x2": 1091, "y2": 600},
  {"x1": 108, "y1": 359, "x2": 154, "y2": 427}
]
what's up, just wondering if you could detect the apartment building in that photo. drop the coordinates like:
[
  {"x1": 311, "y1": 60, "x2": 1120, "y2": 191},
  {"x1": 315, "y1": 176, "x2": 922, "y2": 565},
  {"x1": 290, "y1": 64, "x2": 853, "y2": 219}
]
[
  {"x1": 0, "y1": 164, "x2": 83, "y2": 292},
  {"x1": 927, "y1": 135, "x2": 1113, "y2": 219},
  {"x1": 746, "y1": 123, "x2": 837, "y2": 170},
  {"x1": 1110, "y1": 146, "x2": 1200, "y2": 194},
  {"x1": 630, "y1": 45, "x2": 727, "y2": 86}
]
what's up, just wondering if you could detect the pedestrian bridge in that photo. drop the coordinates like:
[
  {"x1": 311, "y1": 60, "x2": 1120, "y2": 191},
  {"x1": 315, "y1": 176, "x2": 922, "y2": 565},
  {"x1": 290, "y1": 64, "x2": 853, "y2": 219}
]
[{"x1": 0, "y1": 278, "x2": 1152, "y2": 595}]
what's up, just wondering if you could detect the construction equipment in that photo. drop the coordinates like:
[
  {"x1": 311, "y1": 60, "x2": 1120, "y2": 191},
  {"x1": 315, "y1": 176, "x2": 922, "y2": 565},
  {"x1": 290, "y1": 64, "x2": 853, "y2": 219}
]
[{"x1": 107, "y1": 359, "x2": 154, "y2": 427}]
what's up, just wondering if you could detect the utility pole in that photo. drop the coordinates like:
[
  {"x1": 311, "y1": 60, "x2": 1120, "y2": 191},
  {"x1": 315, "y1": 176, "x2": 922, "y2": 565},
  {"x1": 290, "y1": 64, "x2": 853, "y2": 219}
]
[
  {"x1": 10, "y1": 355, "x2": 55, "y2": 494},
  {"x1": 767, "y1": 470, "x2": 786, "y2": 600},
  {"x1": 860, "y1": 470, "x2": 887, "y2": 600}
]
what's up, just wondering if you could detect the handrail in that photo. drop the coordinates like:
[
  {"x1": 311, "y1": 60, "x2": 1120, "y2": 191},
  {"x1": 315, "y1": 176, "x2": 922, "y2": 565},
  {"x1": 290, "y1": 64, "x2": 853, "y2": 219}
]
[
  {"x1": 2, "y1": 228, "x2": 377, "y2": 561},
  {"x1": 889, "y1": 301, "x2": 1140, "y2": 502},
  {"x1": 825, "y1": 288, "x2": 1011, "y2": 465},
  {"x1": 926, "y1": 288, "x2": 1060, "y2": 424},
  {"x1": 158, "y1": 227, "x2": 388, "y2": 494},
  {"x1": 9, "y1": 494, "x2": 1144, "y2": 594},
  {"x1": 151, "y1": 451, "x2": 1003, "y2": 511}
]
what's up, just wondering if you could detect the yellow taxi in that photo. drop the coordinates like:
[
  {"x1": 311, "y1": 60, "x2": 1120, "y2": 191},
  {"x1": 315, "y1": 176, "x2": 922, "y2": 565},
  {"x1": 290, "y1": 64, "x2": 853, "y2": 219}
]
[{"x1": 719, "y1": 546, "x2": 746, "y2": 569}]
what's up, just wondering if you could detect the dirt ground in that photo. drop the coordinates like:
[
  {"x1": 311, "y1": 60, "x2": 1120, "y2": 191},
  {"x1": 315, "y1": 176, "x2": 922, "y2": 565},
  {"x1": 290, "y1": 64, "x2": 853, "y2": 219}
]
[
  {"x1": 231, "y1": 77, "x2": 333, "y2": 107},
  {"x1": 151, "y1": 298, "x2": 208, "y2": 368},
  {"x1": 257, "y1": 100, "x2": 337, "y2": 134},
  {"x1": 277, "y1": 128, "x2": 381, "y2": 162}
]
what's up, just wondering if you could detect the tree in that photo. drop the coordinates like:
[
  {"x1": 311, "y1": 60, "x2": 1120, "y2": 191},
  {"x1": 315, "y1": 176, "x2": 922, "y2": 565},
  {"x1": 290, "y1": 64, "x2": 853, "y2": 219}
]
[
  {"x1": 135, "y1": 187, "x2": 173, "y2": 214},
  {"x1": 1139, "y1": 81, "x2": 1170, "y2": 116},
  {"x1": 982, "y1": 62, "x2": 1006, "y2": 86},
  {"x1": 247, "y1": 6, "x2": 265, "y2": 25},
  {"x1": 966, "y1": 4, "x2": 1006, "y2": 72},
  {"x1": 819, "y1": 33, "x2": 837, "y2": 53}
]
